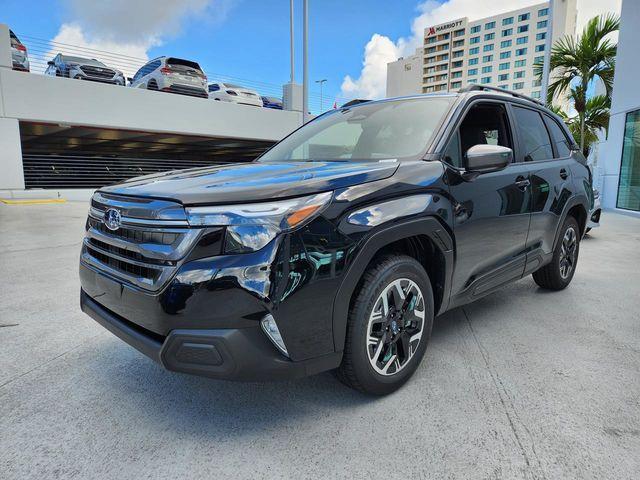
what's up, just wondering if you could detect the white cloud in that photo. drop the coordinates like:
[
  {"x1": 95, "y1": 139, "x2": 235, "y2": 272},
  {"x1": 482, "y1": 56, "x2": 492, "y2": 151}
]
[
  {"x1": 38, "y1": 0, "x2": 234, "y2": 76},
  {"x1": 341, "y1": 0, "x2": 622, "y2": 100}
]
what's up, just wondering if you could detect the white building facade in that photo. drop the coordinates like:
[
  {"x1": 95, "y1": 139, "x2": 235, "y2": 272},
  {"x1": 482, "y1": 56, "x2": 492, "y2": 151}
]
[
  {"x1": 599, "y1": 0, "x2": 640, "y2": 214},
  {"x1": 386, "y1": 48, "x2": 423, "y2": 98},
  {"x1": 387, "y1": 1, "x2": 577, "y2": 99}
]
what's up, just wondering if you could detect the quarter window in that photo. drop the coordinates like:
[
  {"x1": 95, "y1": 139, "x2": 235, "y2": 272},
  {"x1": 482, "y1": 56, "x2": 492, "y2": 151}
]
[{"x1": 543, "y1": 115, "x2": 573, "y2": 157}]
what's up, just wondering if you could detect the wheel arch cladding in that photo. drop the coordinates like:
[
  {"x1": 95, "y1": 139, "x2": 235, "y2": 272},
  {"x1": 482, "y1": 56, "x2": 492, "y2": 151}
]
[{"x1": 331, "y1": 217, "x2": 454, "y2": 352}]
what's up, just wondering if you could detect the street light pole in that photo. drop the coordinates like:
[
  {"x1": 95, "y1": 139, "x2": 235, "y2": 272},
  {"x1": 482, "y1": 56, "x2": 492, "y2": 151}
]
[
  {"x1": 315, "y1": 78, "x2": 327, "y2": 112},
  {"x1": 290, "y1": 0, "x2": 294, "y2": 83},
  {"x1": 302, "y1": 0, "x2": 309, "y2": 123}
]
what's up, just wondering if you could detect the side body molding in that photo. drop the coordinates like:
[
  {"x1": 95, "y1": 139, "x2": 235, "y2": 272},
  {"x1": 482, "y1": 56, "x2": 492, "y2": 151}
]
[{"x1": 331, "y1": 216, "x2": 454, "y2": 352}]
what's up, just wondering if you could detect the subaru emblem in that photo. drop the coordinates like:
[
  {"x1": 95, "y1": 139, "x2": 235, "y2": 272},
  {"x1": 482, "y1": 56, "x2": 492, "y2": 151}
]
[{"x1": 104, "y1": 208, "x2": 121, "y2": 231}]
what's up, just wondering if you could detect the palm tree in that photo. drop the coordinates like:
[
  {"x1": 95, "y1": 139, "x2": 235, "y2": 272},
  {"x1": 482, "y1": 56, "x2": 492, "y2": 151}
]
[
  {"x1": 550, "y1": 91, "x2": 611, "y2": 157},
  {"x1": 535, "y1": 13, "x2": 619, "y2": 154}
]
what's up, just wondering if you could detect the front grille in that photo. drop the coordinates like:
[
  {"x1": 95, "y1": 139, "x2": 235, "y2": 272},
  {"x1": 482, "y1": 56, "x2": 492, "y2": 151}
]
[
  {"x1": 81, "y1": 193, "x2": 203, "y2": 291},
  {"x1": 80, "y1": 65, "x2": 115, "y2": 79},
  {"x1": 166, "y1": 84, "x2": 208, "y2": 98}
]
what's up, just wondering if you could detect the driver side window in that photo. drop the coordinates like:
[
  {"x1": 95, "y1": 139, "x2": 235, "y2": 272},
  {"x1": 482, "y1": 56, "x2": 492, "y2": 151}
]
[{"x1": 444, "y1": 103, "x2": 513, "y2": 168}]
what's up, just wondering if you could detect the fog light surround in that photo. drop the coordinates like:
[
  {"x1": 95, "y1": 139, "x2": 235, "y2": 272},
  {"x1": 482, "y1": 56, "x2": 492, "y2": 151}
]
[{"x1": 261, "y1": 314, "x2": 289, "y2": 358}]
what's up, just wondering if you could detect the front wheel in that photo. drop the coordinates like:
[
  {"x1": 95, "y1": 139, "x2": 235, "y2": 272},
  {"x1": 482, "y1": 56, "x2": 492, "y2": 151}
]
[
  {"x1": 533, "y1": 216, "x2": 580, "y2": 290},
  {"x1": 337, "y1": 255, "x2": 434, "y2": 395}
]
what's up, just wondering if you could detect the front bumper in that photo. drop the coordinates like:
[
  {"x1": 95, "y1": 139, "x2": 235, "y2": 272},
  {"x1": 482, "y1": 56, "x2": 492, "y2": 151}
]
[{"x1": 81, "y1": 289, "x2": 341, "y2": 381}]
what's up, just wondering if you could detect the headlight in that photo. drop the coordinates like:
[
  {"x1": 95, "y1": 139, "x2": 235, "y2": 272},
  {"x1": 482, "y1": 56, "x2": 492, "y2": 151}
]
[{"x1": 186, "y1": 192, "x2": 332, "y2": 253}]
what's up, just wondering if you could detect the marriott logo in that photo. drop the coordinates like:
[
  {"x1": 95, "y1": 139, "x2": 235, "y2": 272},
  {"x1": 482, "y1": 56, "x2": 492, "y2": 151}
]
[{"x1": 426, "y1": 19, "x2": 464, "y2": 36}]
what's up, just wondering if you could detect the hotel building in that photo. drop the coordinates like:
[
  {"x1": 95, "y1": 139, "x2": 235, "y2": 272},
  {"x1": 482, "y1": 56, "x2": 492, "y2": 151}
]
[{"x1": 387, "y1": 1, "x2": 577, "y2": 99}]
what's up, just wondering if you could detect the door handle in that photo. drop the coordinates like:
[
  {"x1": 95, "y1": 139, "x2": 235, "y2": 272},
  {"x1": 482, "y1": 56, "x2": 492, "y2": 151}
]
[
  {"x1": 515, "y1": 176, "x2": 530, "y2": 191},
  {"x1": 560, "y1": 168, "x2": 569, "y2": 180}
]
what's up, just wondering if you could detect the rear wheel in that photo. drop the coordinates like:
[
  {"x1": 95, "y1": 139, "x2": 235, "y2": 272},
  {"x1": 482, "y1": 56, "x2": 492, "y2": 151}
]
[
  {"x1": 337, "y1": 255, "x2": 434, "y2": 395},
  {"x1": 533, "y1": 216, "x2": 580, "y2": 290}
]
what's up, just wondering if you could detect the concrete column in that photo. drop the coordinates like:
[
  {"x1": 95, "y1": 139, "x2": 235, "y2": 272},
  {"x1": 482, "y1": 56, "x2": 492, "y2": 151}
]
[
  {"x1": 0, "y1": 24, "x2": 12, "y2": 70},
  {"x1": 0, "y1": 117, "x2": 25, "y2": 190}
]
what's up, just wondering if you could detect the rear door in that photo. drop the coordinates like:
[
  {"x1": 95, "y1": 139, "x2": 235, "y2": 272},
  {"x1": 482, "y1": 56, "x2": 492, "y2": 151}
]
[
  {"x1": 445, "y1": 100, "x2": 532, "y2": 306},
  {"x1": 511, "y1": 106, "x2": 576, "y2": 274}
]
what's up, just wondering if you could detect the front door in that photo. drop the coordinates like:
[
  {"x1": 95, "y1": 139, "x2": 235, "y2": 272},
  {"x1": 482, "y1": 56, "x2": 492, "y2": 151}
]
[{"x1": 443, "y1": 101, "x2": 532, "y2": 306}]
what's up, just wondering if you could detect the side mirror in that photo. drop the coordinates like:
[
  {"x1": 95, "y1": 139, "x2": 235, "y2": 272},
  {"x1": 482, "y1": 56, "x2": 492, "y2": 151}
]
[
  {"x1": 465, "y1": 144, "x2": 512, "y2": 174},
  {"x1": 47, "y1": 61, "x2": 54, "y2": 66}
]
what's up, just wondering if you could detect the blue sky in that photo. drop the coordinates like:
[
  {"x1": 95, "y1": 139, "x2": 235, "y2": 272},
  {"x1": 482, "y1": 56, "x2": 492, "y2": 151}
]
[
  {"x1": 3, "y1": 0, "x2": 427, "y2": 111},
  {"x1": 3, "y1": 0, "x2": 620, "y2": 112}
]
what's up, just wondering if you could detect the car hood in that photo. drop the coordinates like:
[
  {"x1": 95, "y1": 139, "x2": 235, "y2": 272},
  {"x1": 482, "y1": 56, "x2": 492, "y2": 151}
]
[{"x1": 99, "y1": 161, "x2": 400, "y2": 205}]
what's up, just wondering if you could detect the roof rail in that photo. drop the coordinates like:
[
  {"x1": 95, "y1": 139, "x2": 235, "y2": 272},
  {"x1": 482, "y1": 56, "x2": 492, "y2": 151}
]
[{"x1": 458, "y1": 84, "x2": 545, "y2": 106}]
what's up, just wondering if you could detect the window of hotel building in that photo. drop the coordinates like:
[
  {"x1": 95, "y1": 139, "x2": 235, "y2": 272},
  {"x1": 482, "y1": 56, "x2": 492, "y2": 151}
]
[
  {"x1": 498, "y1": 84, "x2": 508, "y2": 89},
  {"x1": 481, "y1": 76, "x2": 492, "y2": 84},
  {"x1": 453, "y1": 39, "x2": 465, "y2": 47},
  {"x1": 500, "y1": 51, "x2": 511, "y2": 59},
  {"x1": 469, "y1": 57, "x2": 479, "y2": 65},
  {"x1": 501, "y1": 40, "x2": 512, "y2": 48},
  {"x1": 532, "y1": 79, "x2": 541, "y2": 87},
  {"x1": 483, "y1": 55, "x2": 493, "y2": 62},
  {"x1": 425, "y1": 56, "x2": 435, "y2": 64},
  {"x1": 484, "y1": 33, "x2": 495, "y2": 41},
  {"x1": 452, "y1": 71, "x2": 462, "y2": 78},
  {"x1": 502, "y1": 28, "x2": 513, "y2": 37},
  {"x1": 426, "y1": 36, "x2": 437, "y2": 44},
  {"x1": 468, "y1": 68, "x2": 478, "y2": 76},
  {"x1": 534, "y1": 55, "x2": 544, "y2": 64},
  {"x1": 538, "y1": 8, "x2": 548, "y2": 17},
  {"x1": 537, "y1": 20, "x2": 548, "y2": 28},
  {"x1": 531, "y1": 91, "x2": 541, "y2": 98},
  {"x1": 438, "y1": 43, "x2": 450, "y2": 51},
  {"x1": 616, "y1": 110, "x2": 640, "y2": 211},
  {"x1": 514, "y1": 71, "x2": 525, "y2": 79},
  {"x1": 498, "y1": 73, "x2": 509, "y2": 81},
  {"x1": 499, "y1": 62, "x2": 510, "y2": 70},
  {"x1": 516, "y1": 48, "x2": 527, "y2": 56},
  {"x1": 517, "y1": 36, "x2": 528, "y2": 45},
  {"x1": 470, "y1": 25, "x2": 481, "y2": 33},
  {"x1": 438, "y1": 54, "x2": 449, "y2": 61},
  {"x1": 518, "y1": 13, "x2": 530, "y2": 21},
  {"x1": 468, "y1": 78, "x2": 478, "y2": 84},
  {"x1": 469, "y1": 47, "x2": 480, "y2": 55},
  {"x1": 453, "y1": 50, "x2": 464, "y2": 58},
  {"x1": 485, "y1": 21, "x2": 496, "y2": 29},
  {"x1": 438, "y1": 33, "x2": 450, "y2": 40},
  {"x1": 535, "y1": 44, "x2": 545, "y2": 52},
  {"x1": 451, "y1": 81, "x2": 462, "y2": 89},
  {"x1": 452, "y1": 60, "x2": 463, "y2": 68},
  {"x1": 482, "y1": 66, "x2": 493, "y2": 73},
  {"x1": 514, "y1": 59, "x2": 526, "y2": 67},
  {"x1": 470, "y1": 36, "x2": 480, "y2": 44},
  {"x1": 503, "y1": 17, "x2": 514, "y2": 26},
  {"x1": 513, "y1": 82, "x2": 524, "y2": 90},
  {"x1": 454, "y1": 28, "x2": 466, "y2": 37},
  {"x1": 426, "y1": 46, "x2": 436, "y2": 54},
  {"x1": 536, "y1": 32, "x2": 546, "y2": 41},
  {"x1": 424, "y1": 76, "x2": 435, "y2": 84},
  {"x1": 425, "y1": 67, "x2": 435, "y2": 73},
  {"x1": 424, "y1": 85, "x2": 435, "y2": 92},
  {"x1": 518, "y1": 25, "x2": 529, "y2": 33},
  {"x1": 484, "y1": 44, "x2": 494, "y2": 52}
]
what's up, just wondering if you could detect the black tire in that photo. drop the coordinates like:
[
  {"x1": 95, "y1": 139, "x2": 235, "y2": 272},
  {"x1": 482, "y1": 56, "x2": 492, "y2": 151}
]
[
  {"x1": 533, "y1": 216, "x2": 580, "y2": 290},
  {"x1": 337, "y1": 255, "x2": 434, "y2": 395}
]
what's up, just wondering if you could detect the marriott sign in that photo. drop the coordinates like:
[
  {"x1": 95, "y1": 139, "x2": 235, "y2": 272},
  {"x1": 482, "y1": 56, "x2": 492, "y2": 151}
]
[{"x1": 426, "y1": 19, "x2": 465, "y2": 36}]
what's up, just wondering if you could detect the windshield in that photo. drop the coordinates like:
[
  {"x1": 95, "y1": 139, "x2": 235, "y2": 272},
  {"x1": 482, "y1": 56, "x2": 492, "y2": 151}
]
[
  {"x1": 62, "y1": 56, "x2": 104, "y2": 66},
  {"x1": 259, "y1": 97, "x2": 453, "y2": 163}
]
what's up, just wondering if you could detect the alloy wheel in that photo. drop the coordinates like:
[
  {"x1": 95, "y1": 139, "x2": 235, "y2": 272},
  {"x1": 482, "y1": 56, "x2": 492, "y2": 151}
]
[
  {"x1": 366, "y1": 278, "x2": 426, "y2": 376},
  {"x1": 559, "y1": 226, "x2": 577, "y2": 279}
]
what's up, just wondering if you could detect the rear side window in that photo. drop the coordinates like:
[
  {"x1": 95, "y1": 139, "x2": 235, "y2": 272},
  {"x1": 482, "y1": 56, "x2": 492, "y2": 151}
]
[
  {"x1": 543, "y1": 115, "x2": 572, "y2": 157},
  {"x1": 512, "y1": 106, "x2": 553, "y2": 161}
]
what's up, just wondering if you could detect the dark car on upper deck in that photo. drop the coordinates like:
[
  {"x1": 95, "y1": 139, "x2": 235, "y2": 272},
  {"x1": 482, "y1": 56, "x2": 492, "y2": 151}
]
[{"x1": 79, "y1": 85, "x2": 591, "y2": 395}]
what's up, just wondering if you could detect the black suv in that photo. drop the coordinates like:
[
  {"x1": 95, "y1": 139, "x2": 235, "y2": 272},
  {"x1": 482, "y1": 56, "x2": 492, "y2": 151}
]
[{"x1": 80, "y1": 86, "x2": 591, "y2": 395}]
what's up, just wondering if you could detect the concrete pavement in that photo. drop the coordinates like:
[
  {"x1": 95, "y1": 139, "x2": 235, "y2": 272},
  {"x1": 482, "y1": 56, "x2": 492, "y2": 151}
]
[{"x1": 1, "y1": 202, "x2": 639, "y2": 479}]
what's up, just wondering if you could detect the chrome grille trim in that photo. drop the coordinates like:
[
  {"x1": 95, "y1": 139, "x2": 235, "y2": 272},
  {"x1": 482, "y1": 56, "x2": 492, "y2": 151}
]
[{"x1": 82, "y1": 193, "x2": 204, "y2": 291}]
